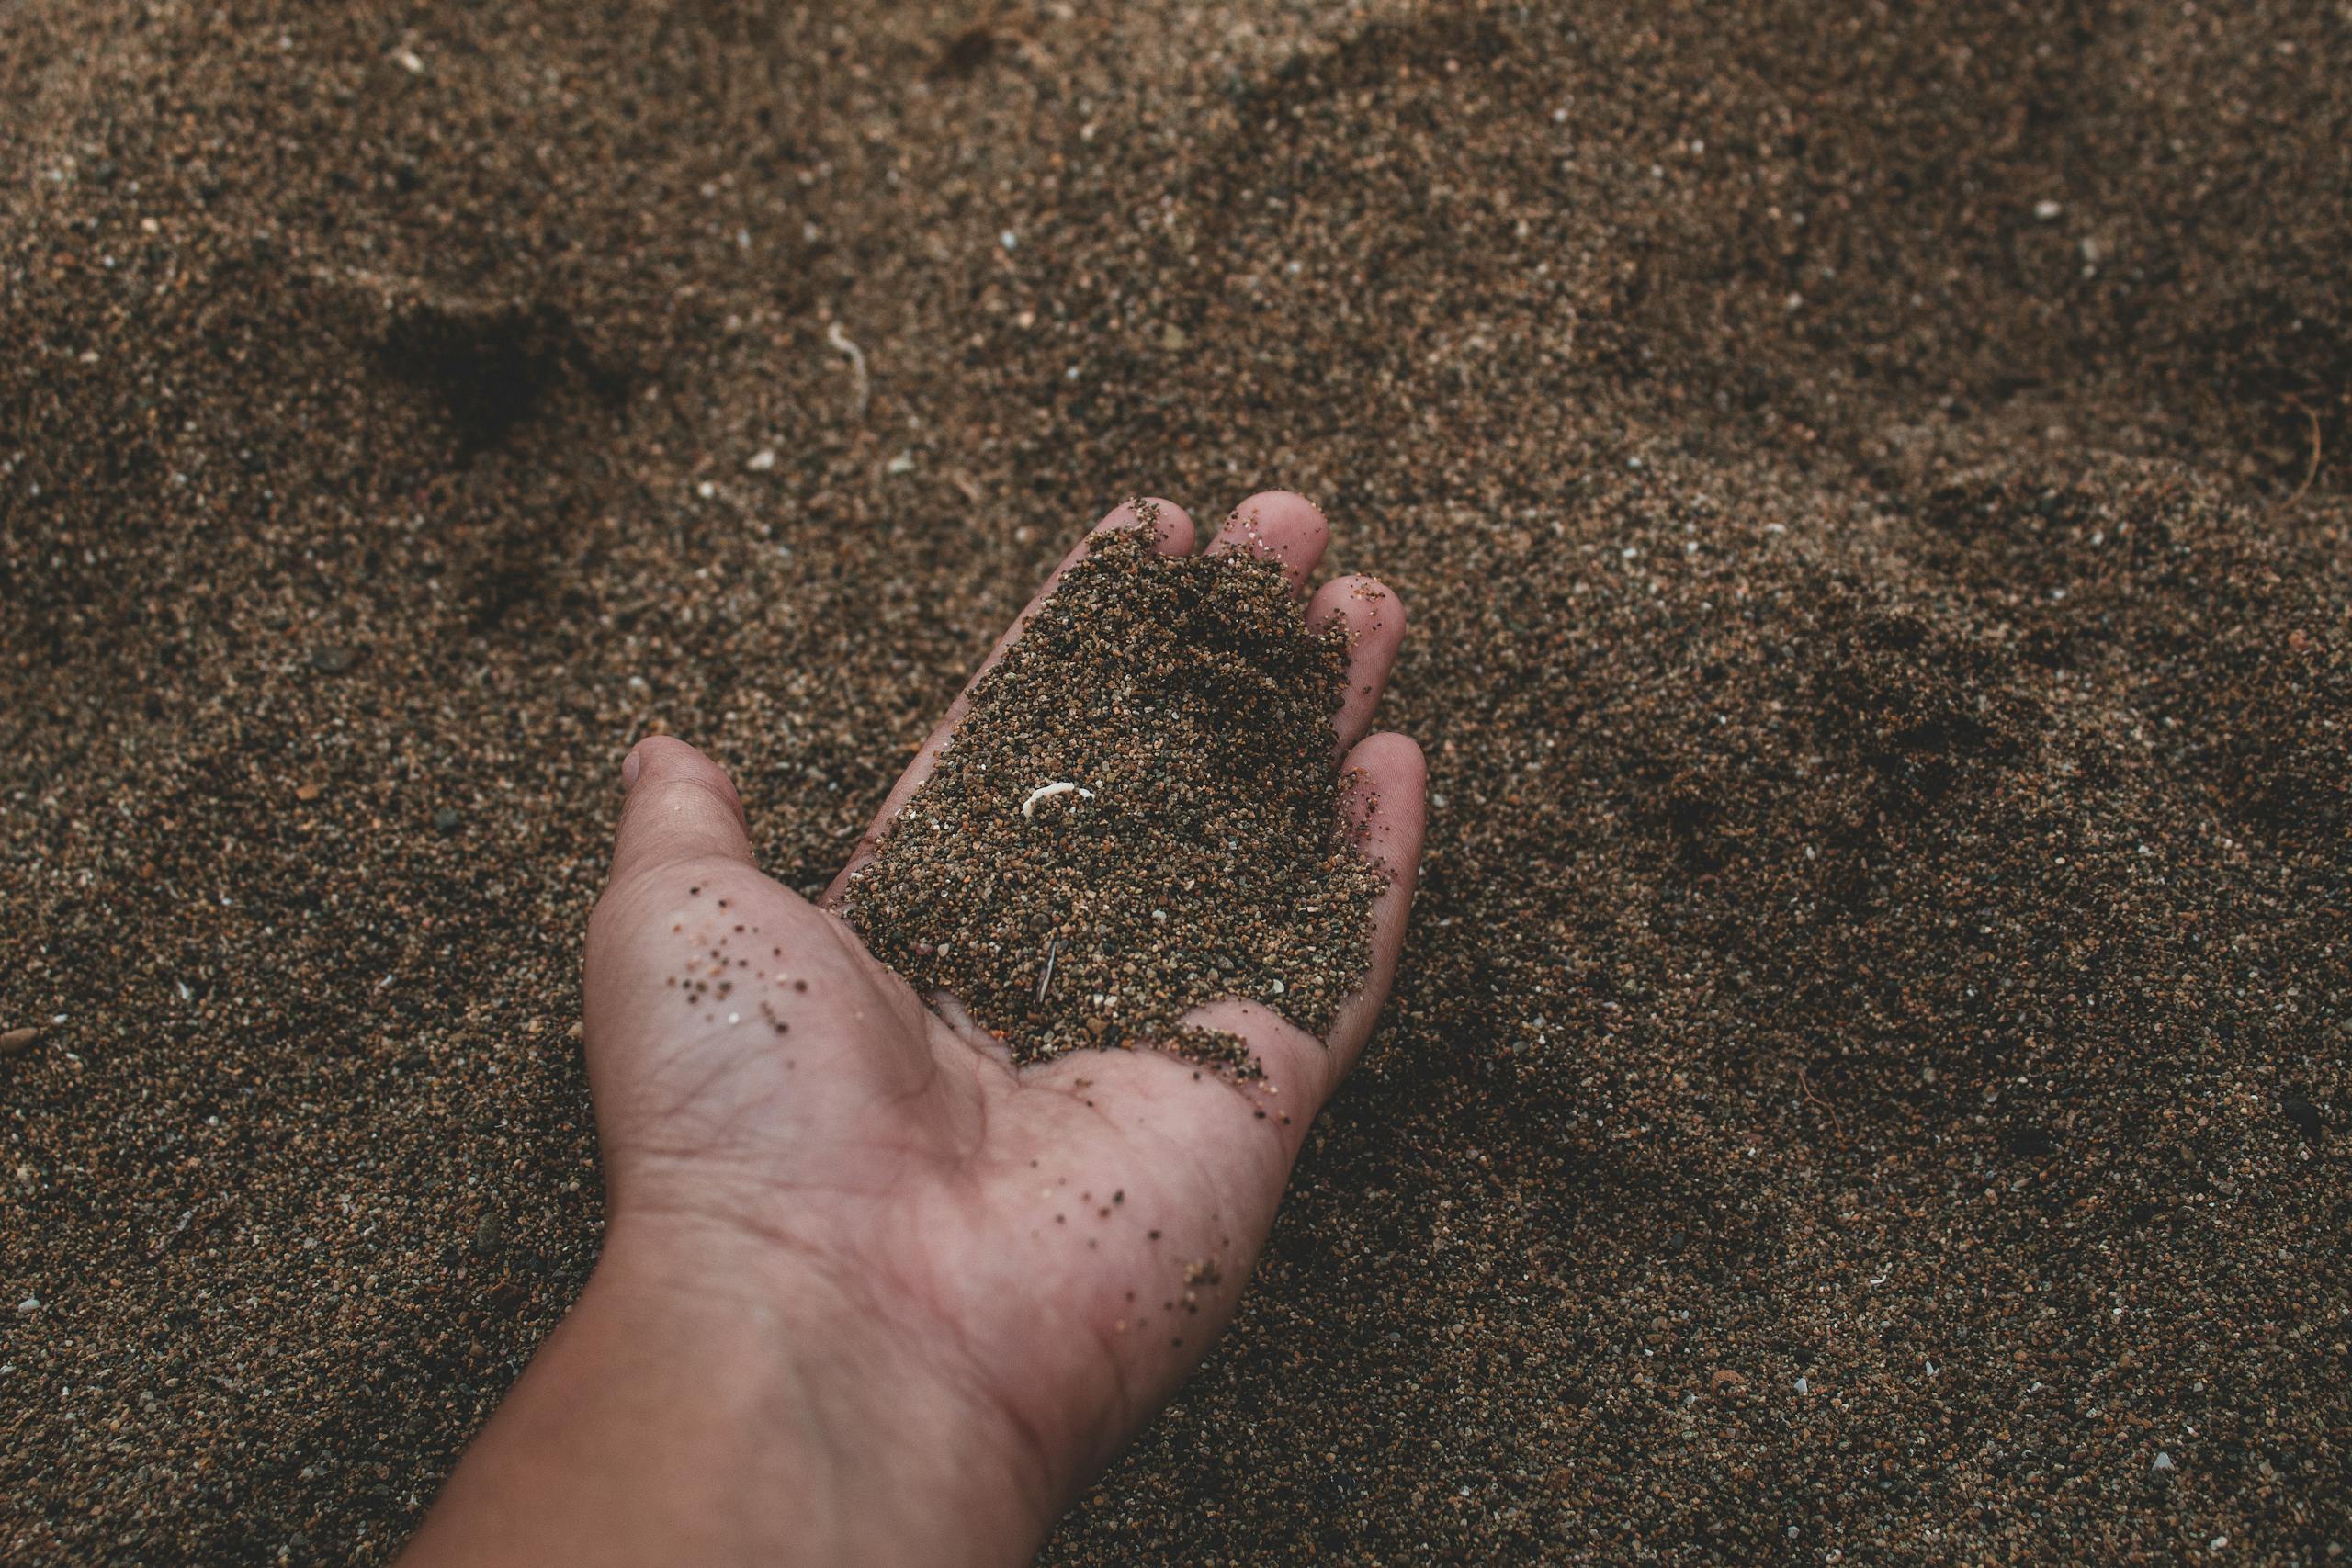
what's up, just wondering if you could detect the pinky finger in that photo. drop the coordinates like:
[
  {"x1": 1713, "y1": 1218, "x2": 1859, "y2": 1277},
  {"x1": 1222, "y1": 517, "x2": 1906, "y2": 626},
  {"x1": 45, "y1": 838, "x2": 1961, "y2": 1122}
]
[
  {"x1": 1307, "y1": 574, "x2": 1408, "y2": 754},
  {"x1": 1322, "y1": 730, "x2": 1427, "y2": 1084}
]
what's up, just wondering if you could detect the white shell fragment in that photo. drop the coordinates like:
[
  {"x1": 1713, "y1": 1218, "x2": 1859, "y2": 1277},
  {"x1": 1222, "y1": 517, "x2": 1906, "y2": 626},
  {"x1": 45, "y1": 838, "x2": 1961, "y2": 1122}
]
[{"x1": 1020, "y1": 782, "x2": 1096, "y2": 819}]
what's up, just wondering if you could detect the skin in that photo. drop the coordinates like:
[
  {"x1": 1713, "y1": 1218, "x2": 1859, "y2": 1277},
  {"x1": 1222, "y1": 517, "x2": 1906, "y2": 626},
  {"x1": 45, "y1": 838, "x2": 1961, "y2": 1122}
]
[{"x1": 398, "y1": 491, "x2": 1427, "y2": 1567}]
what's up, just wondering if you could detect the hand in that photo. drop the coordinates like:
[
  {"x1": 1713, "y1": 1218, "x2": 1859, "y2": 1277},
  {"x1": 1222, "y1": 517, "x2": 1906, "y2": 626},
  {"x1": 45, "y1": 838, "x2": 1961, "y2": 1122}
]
[{"x1": 400, "y1": 491, "x2": 1426, "y2": 1567}]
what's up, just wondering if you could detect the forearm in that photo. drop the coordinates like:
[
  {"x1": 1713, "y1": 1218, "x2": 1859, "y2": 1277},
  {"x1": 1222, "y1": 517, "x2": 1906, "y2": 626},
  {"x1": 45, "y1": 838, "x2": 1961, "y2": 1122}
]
[{"x1": 398, "y1": 1215, "x2": 1055, "y2": 1568}]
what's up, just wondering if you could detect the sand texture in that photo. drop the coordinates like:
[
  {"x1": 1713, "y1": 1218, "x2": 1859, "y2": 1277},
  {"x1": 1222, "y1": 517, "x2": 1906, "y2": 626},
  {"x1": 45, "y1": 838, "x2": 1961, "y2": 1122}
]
[
  {"x1": 3, "y1": 0, "x2": 2347, "y2": 1561},
  {"x1": 842, "y1": 525, "x2": 1385, "y2": 1070}
]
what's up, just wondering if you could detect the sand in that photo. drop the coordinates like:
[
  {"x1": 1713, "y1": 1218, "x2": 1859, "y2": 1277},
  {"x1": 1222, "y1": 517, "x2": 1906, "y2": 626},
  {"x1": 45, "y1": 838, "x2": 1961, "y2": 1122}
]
[
  {"x1": 2, "y1": 0, "x2": 2346, "y2": 1562},
  {"x1": 842, "y1": 524, "x2": 1383, "y2": 1069}
]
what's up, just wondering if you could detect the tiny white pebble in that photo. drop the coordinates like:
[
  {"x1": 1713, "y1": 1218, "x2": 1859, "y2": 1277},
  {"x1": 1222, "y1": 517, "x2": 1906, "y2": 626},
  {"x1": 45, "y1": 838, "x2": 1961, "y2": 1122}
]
[
  {"x1": 15, "y1": 1297, "x2": 40, "y2": 1314},
  {"x1": 745, "y1": 448, "x2": 776, "y2": 471},
  {"x1": 1000, "y1": 229, "x2": 1018, "y2": 250},
  {"x1": 2034, "y1": 199, "x2": 2064, "y2": 220},
  {"x1": 726, "y1": 1012, "x2": 741, "y2": 1025}
]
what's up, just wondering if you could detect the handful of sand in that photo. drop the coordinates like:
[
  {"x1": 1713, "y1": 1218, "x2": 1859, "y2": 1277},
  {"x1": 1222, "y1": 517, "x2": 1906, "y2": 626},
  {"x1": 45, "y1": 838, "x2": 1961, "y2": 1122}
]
[{"x1": 842, "y1": 526, "x2": 1385, "y2": 1072}]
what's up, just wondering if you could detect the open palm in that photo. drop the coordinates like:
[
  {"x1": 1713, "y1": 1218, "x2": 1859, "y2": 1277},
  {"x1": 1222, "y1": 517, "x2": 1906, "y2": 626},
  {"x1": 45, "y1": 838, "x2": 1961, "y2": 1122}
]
[{"x1": 410, "y1": 492, "x2": 1423, "y2": 1566}]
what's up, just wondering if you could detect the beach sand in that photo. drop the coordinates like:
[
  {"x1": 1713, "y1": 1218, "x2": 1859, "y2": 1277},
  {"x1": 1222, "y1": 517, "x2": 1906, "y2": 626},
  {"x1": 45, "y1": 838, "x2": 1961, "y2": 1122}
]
[{"x1": 2, "y1": 0, "x2": 2346, "y2": 1560}]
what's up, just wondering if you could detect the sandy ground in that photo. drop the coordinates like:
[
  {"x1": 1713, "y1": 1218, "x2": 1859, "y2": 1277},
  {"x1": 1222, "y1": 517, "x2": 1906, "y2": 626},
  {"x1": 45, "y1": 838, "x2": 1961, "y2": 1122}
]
[{"x1": 3, "y1": 0, "x2": 2346, "y2": 1561}]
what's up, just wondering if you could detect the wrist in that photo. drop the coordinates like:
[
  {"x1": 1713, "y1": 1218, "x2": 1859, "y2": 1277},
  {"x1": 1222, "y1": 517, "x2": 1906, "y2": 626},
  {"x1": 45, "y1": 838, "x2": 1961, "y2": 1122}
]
[
  {"x1": 601, "y1": 1209, "x2": 1063, "y2": 1565},
  {"x1": 405, "y1": 1207, "x2": 1062, "y2": 1568}
]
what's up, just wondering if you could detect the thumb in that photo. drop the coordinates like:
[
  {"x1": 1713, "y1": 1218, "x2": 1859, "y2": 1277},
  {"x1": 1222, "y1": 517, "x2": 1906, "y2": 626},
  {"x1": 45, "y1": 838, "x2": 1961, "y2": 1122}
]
[{"x1": 605, "y1": 736, "x2": 755, "y2": 889}]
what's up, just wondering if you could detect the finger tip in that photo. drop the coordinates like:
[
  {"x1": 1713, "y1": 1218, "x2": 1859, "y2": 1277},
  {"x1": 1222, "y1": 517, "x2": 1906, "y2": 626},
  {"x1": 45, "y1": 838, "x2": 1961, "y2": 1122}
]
[
  {"x1": 1347, "y1": 728, "x2": 1427, "y2": 785},
  {"x1": 1100, "y1": 495, "x2": 1196, "y2": 556},
  {"x1": 1139, "y1": 495, "x2": 1198, "y2": 555},
  {"x1": 1312, "y1": 574, "x2": 1408, "y2": 642},
  {"x1": 626, "y1": 733, "x2": 707, "y2": 783},
  {"x1": 1242, "y1": 488, "x2": 1329, "y2": 531},
  {"x1": 1216, "y1": 490, "x2": 1330, "y2": 585},
  {"x1": 617, "y1": 734, "x2": 750, "y2": 834}
]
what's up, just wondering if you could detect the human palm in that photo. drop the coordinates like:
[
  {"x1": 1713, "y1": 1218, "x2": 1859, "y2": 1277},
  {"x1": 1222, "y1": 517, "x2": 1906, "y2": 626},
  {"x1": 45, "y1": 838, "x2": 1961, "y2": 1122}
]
[{"x1": 411, "y1": 492, "x2": 1422, "y2": 1565}]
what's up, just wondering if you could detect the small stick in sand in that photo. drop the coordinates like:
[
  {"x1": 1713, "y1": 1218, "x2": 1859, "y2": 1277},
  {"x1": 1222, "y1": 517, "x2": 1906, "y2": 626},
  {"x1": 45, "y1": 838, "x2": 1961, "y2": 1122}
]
[
  {"x1": 2279, "y1": 395, "x2": 2323, "y2": 511},
  {"x1": 826, "y1": 321, "x2": 870, "y2": 421},
  {"x1": 1037, "y1": 936, "x2": 1059, "y2": 1003},
  {"x1": 1796, "y1": 1063, "x2": 1845, "y2": 1134}
]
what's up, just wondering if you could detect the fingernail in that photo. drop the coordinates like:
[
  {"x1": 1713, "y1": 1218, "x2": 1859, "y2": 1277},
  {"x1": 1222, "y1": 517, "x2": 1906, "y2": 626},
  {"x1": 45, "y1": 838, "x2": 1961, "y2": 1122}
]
[{"x1": 620, "y1": 750, "x2": 643, "y2": 791}]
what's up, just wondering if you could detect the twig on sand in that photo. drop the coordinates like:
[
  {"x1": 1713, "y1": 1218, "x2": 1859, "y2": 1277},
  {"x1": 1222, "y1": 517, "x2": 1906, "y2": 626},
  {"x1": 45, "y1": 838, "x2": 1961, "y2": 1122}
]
[
  {"x1": 2279, "y1": 396, "x2": 2323, "y2": 512},
  {"x1": 1036, "y1": 935, "x2": 1059, "y2": 1003},
  {"x1": 826, "y1": 321, "x2": 870, "y2": 421},
  {"x1": 1796, "y1": 1063, "x2": 1845, "y2": 1134}
]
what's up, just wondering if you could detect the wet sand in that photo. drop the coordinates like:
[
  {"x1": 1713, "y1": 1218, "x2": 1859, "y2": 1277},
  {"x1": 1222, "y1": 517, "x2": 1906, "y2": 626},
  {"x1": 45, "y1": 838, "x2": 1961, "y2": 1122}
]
[{"x1": 2, "y1": 0, "x2": 2346, "y2": 1561}]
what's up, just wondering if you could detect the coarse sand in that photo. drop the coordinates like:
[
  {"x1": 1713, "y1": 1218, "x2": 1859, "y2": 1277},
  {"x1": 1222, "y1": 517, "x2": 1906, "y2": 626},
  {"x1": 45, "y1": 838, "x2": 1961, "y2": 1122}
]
[
  {"x1": 842, "y1": 523, "x2": 1385, "y2": 1071},
  {"x1": 2, "y1": 0, "x2": 2347, "y2": 1562}
]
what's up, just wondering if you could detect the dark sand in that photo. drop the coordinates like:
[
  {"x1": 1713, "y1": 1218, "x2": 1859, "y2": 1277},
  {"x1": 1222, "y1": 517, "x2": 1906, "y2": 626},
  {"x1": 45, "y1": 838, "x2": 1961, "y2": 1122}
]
[
  {"x1": 843, "y1": 525, "x2": 1383, "y2": 1069},
  {"x1": 3, "y1": 0, "x2": 2346, "y2": 1562}
]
